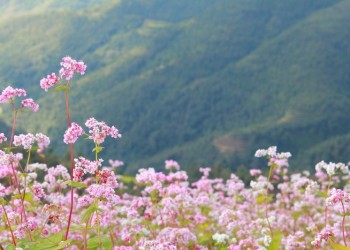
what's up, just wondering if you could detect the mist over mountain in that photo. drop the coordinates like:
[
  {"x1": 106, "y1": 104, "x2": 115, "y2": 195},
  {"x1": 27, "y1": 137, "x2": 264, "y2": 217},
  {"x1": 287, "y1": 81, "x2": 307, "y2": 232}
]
[{"x1": 1, "y1": 0, "x2": 350, "y2": 174}]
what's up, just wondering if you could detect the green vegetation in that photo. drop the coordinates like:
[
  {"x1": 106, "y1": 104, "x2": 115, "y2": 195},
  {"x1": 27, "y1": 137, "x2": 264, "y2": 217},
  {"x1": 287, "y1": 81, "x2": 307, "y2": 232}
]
[{"x1": 1, "y1": 0, "x2": 350, "y2": 174}]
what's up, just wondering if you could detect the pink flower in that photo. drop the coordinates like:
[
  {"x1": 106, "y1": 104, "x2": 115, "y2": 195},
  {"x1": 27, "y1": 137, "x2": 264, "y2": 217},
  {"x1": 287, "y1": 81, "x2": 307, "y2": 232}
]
[
  {"x1": 73, "y1": 167, "x2": 84, "y2": 181},
  {"x1": 85, "y1": 118, "x2": 121, "y2": 145},
  {"x1": 311, "y1": 227, "x2": 333, "y2": 248},
  {"x1": 108, "y1": 159, "x2": 124, "y2": 168},
  {"x1": 13, "y1": 133, "x2": 36, "y2": 150},
  {"x1": 0, "y1": 133, "x2": 7, "y2": 144},
  {"x1": 32, "y1": 184, "x2": 46, "y2": 198},
  {"x1": 165, "y1": 159, "x2": 180, "y2": 171},
  {"x1": 63, "y1": 122, "x2": 84, "y2": 144},
  {"x1": 74, "y1": 157, "x2": 102, "y2": 174},
  {"x1": 40, "y1": 73, "x2": 60, "y2": 92},
  {"x1": 59, "y1": 56, "x2": 87, "y2": 80},
  {"x1": 0, "y1": 86, "x2": 26, "y2": 103},
  {"x1": 21, "y1": 98, "x2": 39, "y2": 112},
  {"x1": 86, "y1": 184, "x2": 115, "y2": 199},
  {"x1": 249, "y1": 169, "x2": 262, "y2": 176},
  {"x1": 35, "y1": 133, "x2": 50, "y2": 150}
]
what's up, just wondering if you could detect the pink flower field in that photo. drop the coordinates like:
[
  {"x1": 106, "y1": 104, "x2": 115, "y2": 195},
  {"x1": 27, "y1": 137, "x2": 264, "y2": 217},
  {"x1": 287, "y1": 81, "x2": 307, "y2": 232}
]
[{"x1": 1, "y1": 57, "x2": 350, "y2": 250}]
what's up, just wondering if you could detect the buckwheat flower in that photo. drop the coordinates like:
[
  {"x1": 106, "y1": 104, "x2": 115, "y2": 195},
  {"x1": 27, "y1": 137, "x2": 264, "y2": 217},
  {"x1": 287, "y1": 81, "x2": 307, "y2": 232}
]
[
  {"x1": 113, "y1": 247, "x2": 133, "y2": 250},
  {"x1": 77, "y1": 195, "x2": 93, "y2": 208},
  {"x1": 85, "y1": 118, "x2": 121, "y2": 144},
  {"x1": 311, "y1": 227, "x2": 333, "y2": 248},
  {"x1": 0, "y1": 133, "x2": 7, "y2": 144},
  {"x1": 35, "y1": 133, "x2": 50, "y2": 150},
  {"x1": 26, "y1": 217, "x2": 39, "y2": 231},
  {"x1": 140, "y1": 240, "x2": 176, "y2": 250},
  {"x1": 40, "y1": 73, "x2": 60, "y2": 92},
  {"x1": 269, "y1": 157, "x2": 289, "y2": 167},
  {"x1": 305, "y1": 181, "x2": 319, "y2": 195},
  {"x1": 32, "y1": 183, "x2": 46, "y2": 198},
  {"x1": 97, "y1": 169, "x2": 118, "y2": 188},
  {"x1": 63, "y1": 122, "x2": 84, "y2": 144},
  {"x1": 326, "y1": 188, "x2": 350, "y2": 206},
  {"x1": 199, "y1": 167, "x2": 211, "y2": 178},
  {"x1": 86, "y1": 184, "x2": 115, "y2": 199},
  {"x1": 59, "y1": 56, "x2": 87, "y2": 80},
  {"x1": 13, "y1": 133, "x2": 36, "y2": 149},
  {"x1": 255, "y1": 149, "x2": 268, "y2": 157},
  {"x1": 27, "y1": 163, "x2": 47, "y2": 172},
  {"x1": 73, "y1": 167, "x2": 84, "y2": 181},
  {"x1": 165, "y1": 159, "x2": 180, "y2": 171},
  {"x1": 255, "y1": 146, "x2": 277, "y2": 158},
  {"x1": 74, "y1": 157, "x2": 103, "y2": 174},
  {"x1": 21, "y1": 98, "x2": 39, "y2": 112},
  {"x1": 315, "y1": 161, "x2": 348, "y2": 176},
  {"x1": 109, "y1": 159, "x2": 124, "y2": 168},
  {"x1": 250, "y1": 169, "x2": 262, "y2": 176},
  {"x1": 212, "y1": 233, "x2": 229, "y2": 243},
  {"x1": 276, "y1": 152, "x2": 292, "y2": 159},
  {"x1": 0, "y1": 86, "x2": 26, "y2": 103},
  {"x1": 14, "y1": 224, "x2": 26, "y2": 239}
]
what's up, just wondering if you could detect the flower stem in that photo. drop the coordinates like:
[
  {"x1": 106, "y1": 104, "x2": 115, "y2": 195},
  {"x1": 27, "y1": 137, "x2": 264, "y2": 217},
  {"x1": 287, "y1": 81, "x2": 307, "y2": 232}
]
[
  {"x1": 265, "y1": 165, "x2": 274, "y2": 238},
  {"x1": 2, "y1": 204, "x2": 16, "y2": 246},
  {"x1": 325, "y1": 175, "x2": 332, "y2": 226},
  {"x1": 341, "y1": 201, "x2": 347, "y2": 246},
  {"x1": 64, "y1": 82, "x2": 75, "y2": 241},
  {"x1": 9, "y1": 109, "x2": 17, "y2": 150}
]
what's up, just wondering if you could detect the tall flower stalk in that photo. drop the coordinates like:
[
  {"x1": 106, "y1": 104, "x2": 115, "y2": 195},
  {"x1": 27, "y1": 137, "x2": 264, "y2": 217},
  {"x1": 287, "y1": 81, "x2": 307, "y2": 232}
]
[{"x1": 40, "y1": 56, "x2": 86, "y2": 240}]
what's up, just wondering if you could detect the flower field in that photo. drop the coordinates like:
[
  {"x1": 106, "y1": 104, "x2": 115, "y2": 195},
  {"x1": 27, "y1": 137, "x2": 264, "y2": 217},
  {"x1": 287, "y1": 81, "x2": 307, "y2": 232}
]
[{"x1": 1, "y1": 57, "x2": 350, "y2": 249}]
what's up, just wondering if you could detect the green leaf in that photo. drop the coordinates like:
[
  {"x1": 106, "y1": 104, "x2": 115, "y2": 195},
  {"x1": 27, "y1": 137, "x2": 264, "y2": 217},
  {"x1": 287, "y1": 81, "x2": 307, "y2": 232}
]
[
  {"x1": 17, "y1": 173, "x2": 29, "y2": 178},
  {"x1": 330, "y1": 240, "x2": 350, "y2": 250},
  {"x1": 92, "y1": 146, "x2": 104, "y2": 153},
  {"x1": 268, "y1": 230, "x2": 282, "y2": 250},
  {"x1": 50, "y1": 240, "x2": 72, "y2": 250},
  {"x1": 256, "y1": 194, "x2": 272, "y2": 204},
  {"x1": 0, "y1": 197, "x2": 7, "y2": 205},
  {"x1": 87, "y1": 236, "x2": 111, "y2": 250},
  {"x1": 5, "y1": 244, "x2": 16, "y2": 250},
  {"x1": 54, "y1": 85, "x2": 69, "y2": 92},
  {"x1": 46, "y1": 231, "x2": 64, "y2": 244},
  {"x1": 29, "y1": 146, "x2": 39, "y2": 152},
  {"x1": 82, "y1": 203, "x2": 98, "y2": 222},
  {"x1": 63, "y1": 180, "x2": 88, "y2": 188},
  {"x1": 120, "y1": 175, "x2": 137, "y2": 184}
]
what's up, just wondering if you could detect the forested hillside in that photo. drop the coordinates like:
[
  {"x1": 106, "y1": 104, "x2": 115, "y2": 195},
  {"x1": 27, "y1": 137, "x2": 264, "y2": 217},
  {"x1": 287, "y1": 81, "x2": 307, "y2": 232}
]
[{"x1": 1, "y1": 0, "x2": 350, "y2": 174}]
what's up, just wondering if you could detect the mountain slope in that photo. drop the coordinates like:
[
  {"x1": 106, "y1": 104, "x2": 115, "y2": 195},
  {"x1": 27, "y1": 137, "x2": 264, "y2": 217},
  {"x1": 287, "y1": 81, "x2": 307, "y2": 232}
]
[{"x1": 1, "y1": 0, "x2": 350, "y2": 173}]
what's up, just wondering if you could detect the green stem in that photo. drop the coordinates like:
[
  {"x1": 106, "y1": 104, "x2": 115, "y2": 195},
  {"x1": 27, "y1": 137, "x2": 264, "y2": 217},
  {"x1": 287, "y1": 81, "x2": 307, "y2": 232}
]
[
  {"x1": 325, "y1": 175, "x2": 332, "y2": 226},
  {"x1": 265, "y1": 165, "x2": 274, "y2": 238}
]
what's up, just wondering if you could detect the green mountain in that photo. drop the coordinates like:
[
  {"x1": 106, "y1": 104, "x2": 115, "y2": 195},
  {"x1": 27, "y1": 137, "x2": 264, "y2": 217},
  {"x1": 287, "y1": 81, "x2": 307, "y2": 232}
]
[{"x1": 1, "y1": 0, "x2": 350, "y2": 174}]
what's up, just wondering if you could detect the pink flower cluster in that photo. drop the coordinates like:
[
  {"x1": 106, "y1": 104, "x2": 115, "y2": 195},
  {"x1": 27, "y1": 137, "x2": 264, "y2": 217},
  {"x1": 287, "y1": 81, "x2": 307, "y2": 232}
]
[
  {"x1": 40, "y1": 73, "x2": 60, "y2": 92},
  {"x1": 59, "y1": 56, "x2": 87, "y2": 80},
  {"x1": 311, "y1": 227, "x2": 333, "y2": 248},
  {"x1": 63, "y1": 122, "x2": 85, "y2": 144},
  {"x1": 0, "y1": 133, "x2": 7, "y2": 144},
  {"x1": 326, "y1": 188, "x2": 350, "y2": 206},
  {"x1": 165, "y1": 159, "x2": 180, "y2": 171},
  {"x1": 0, "y1": 86, "x2": 26, "y2": 103},
  {"x1": 13, "y1": 133, "x2": 50, "y2": 150},
  {"x1": 109, "y1": 159, "x2": 124, "y2": 168},
  {"x1": 21, "y1": 98, "x2": 39, "y2": 112},
  {"x1": 85, "y1": 117, "x2": 122, "y2": 144},
  {"x1": 40, "y1": 56, "x2": 86, "y2": 91},
  {"x1": 0, "y1": 86, "x2": 39, "y2": 113},
  {"x1": 73, "y1": 157, "x2": 103, "y2": 181}
]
